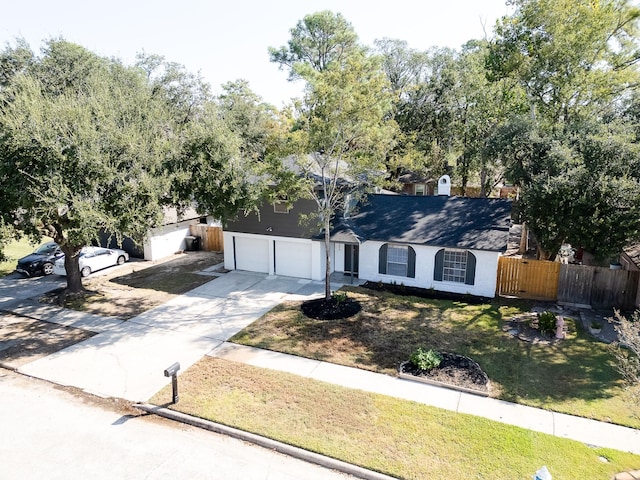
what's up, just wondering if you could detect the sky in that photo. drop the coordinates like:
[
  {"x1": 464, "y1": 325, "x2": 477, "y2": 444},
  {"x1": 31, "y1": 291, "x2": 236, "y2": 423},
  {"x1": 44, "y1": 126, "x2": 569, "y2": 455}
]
[{"x1": 1, "y1": 1, "x2": 512, "y2": 107}]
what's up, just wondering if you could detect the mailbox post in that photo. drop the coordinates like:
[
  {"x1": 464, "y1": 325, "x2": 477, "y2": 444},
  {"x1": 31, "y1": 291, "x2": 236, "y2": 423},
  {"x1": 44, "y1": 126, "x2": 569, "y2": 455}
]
[{"x1": 164, "y1": 362, "x2": 181, "y2": 404}]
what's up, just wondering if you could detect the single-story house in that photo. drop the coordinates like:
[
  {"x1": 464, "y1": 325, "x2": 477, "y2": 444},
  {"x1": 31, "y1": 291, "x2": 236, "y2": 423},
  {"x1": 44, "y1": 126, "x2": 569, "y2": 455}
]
[
  {"x1": 397, "y1": 171, "x2": 435, "y2": 196},
  {"x1": 224, "y1": 189, "x2": 512, "y2": 298}
]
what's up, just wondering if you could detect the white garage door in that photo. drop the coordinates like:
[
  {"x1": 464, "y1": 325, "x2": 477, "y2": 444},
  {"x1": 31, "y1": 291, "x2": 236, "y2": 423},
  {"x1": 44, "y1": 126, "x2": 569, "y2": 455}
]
[
  {"x1": 234, "y1": 236, "x2": 269, "y2": 273},
  {"x1": 275, "y1": 241, "x2": 312, "y2": 278}
]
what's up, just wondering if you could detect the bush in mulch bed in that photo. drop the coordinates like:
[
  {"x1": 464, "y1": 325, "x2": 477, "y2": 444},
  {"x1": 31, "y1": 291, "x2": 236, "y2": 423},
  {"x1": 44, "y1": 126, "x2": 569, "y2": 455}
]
[
  {"x1": 399, "y1": 352, "x2": 490, "y2": 392},
  {"x1": 301, "y1": 294, "x2": 362, "y2": 320},
  {"x1": 362, "y1": 281, "x2": 490, "y2": 305}
]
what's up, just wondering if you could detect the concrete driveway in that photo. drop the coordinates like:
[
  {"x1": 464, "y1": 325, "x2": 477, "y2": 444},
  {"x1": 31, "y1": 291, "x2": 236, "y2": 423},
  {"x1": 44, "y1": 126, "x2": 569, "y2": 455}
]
[
  {"x1": 17, "y1": 271, "x2": 321, "y2": 401},
  {"x1": 0, "y1": 272, "x2": 65, "y2": 308}
]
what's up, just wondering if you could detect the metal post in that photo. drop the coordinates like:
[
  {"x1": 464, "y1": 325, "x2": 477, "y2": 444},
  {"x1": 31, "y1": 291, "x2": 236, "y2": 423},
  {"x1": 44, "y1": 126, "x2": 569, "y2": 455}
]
[
  {"x1": 171, "y1": 374, "x2": 179, "y2": 403},
  {"x1": 164, "y1": 362, "x2": 181, "y2": 404},
  {"x1": 350, "y1": 245, "x2": 354, "y2": 285}
]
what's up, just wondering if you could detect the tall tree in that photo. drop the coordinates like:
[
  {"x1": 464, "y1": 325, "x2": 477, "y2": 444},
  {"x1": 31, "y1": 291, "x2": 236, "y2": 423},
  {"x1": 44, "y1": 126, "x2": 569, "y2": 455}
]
[
  {"x1": 488, "y1": 0, "x2": 640, "y2": 126},
  {"x1": 269, "y1": 10, "x2": 359, "y2": 79},
  {"x1": 217, "y1": 79, "x2": 279, "y2": 163},
  {"x1": 374, "y1": 38, "x2": 441, "y2": 186},
  {"x1": 0, "y1": 40, "x2": 186, "y2": 294},
  {"x1": 487, "y1": 0, "x2": 640, "y2": 260},
  {"x1": 391, "y1": 47, "x2": 458, "y2": 183},
  {"x1": 271, "y1": 12, "x2": 397, "y2": 300},
  {"x1": 453, "y1": 40, "x2": 526, "y2": 196}
]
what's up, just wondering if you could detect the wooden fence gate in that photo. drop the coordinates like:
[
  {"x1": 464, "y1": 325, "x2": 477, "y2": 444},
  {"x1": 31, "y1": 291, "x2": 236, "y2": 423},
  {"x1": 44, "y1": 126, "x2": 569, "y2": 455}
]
[
  {"x1": 557, "y1": 264, "x2": 639, "y2": 310},
  {"x1": 189, "y1": 225, "x2": 224, "y2": 252},
  {"x1": 497, "y1": 257, "x2": 640, "y2": 309},
  {"x1": 497, "y1": 257, "x2": 560, "y2": 301}
]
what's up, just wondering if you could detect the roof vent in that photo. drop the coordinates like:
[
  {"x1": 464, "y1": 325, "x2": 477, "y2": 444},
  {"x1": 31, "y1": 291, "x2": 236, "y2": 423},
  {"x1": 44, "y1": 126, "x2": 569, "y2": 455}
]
[{"x1": 437, "y1": 175, "x2": 451, "y2": 196}]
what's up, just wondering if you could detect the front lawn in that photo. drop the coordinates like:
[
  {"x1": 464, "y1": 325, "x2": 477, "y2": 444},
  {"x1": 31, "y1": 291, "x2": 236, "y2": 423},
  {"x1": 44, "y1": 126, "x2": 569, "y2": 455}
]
[
  {"x1": 152, "y1": 357, "x2": 640, "y2": 480},
  {"x1": 231, "y1": 286, "x2": 639, "y2": 428}
]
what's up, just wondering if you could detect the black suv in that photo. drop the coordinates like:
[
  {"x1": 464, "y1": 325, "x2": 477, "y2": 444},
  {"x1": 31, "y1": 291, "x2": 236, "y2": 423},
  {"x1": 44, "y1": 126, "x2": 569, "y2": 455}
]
[{"x1": 16, "y1": 242, "x2": 63, "y2": 276}]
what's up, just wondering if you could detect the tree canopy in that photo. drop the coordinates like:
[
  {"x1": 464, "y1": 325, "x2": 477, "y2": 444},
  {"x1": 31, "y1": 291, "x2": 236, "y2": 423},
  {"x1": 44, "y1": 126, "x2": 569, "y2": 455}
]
[
  {"x1": 0, "y1": 39, "x2": 273, "y2": 292},
  {"x1": 0, "y1": 40, "x2": 183, "y2": 290},
  {"x1": 270, "y1": 11, "x2": 397, "y2": 299},
  {"x1": 486, "y1": 0, "x2": 640, "y2": 260}
]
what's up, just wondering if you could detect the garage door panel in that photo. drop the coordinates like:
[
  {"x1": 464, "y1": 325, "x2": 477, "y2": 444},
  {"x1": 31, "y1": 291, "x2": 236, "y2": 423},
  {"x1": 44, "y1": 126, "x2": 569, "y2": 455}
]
[
  {"x1": 235, "y1": 237, "x2": 269, "y2": 273},
  {"x1": 275, "y1": 241, "x2": 311, "y2": 278}
]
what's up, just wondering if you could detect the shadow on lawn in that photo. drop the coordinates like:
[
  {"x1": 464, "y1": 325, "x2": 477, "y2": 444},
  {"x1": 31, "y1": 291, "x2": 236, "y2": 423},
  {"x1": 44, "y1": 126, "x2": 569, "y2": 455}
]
[{"x1": 263, "y1": 290, "x2": 624, "y2": 406}]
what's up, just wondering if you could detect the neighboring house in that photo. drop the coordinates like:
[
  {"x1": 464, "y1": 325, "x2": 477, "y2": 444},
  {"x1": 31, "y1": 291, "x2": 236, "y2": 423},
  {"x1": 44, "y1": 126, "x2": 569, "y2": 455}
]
[
  {"x1": 142, "y1": 207, "x2": 218, "y2": 261},
  {"x1": 621, "y1": 243, "x2": 640, "y2": 307},
  {"x1": 224, "y1": 185, "x2": 512, "y2": 298},
  {"x1": 621, "y1": 243, "x2": 640, "y2": 272},
  {"x1": 397, "y1": 171, "x2": 435, "y2": 196},
  {"x1": 101, "y1": 207, "x2": 218, "y2": 261}
]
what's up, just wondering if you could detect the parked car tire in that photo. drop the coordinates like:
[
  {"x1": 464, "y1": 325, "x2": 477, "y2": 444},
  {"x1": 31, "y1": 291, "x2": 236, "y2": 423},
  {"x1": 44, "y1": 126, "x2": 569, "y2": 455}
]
[
  {"x1": 41, "y1": 263, "x2": 54, "y2": 276},
  {"x1": 117, "y1": 255, "x2": 126, "y2": 265},
  {"x1": 80, "y1": 266, "x2": 91, "y2": 277}
]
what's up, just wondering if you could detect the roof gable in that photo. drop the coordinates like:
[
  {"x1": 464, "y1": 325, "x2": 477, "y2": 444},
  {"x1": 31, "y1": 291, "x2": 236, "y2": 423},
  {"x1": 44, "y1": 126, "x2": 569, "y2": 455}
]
[{"x1": 333, "y1": 194, "x2": 512, "y2": 252}]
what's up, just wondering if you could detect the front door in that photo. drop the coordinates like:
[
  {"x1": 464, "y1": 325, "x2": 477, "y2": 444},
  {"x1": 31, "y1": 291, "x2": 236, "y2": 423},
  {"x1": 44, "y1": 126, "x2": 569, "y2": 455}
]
[{"x1": 344, "y1": 244, "x2": 359, "y2": 276}]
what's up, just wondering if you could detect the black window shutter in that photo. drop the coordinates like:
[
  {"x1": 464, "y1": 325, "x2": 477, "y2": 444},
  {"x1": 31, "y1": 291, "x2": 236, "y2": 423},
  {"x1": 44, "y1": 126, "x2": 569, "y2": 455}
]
[
  {"x1": 465, "y1": 251, "x2": 476, "y2": 285},
  {"x1": 378, "y1": 244, "x2": 388, "y2": 274},
  {"x1": 433, "y1": 248, "x2": 444, "y2": 281},
  {"x1": 407, "y1": 246, "x2": 416, "y2": 278}
]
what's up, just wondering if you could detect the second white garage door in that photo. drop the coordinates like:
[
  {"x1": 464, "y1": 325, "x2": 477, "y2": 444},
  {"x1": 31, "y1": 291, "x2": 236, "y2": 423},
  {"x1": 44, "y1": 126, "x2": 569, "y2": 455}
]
[
  {"x1": 234, "y1": 236, "x2": 269, "y2": 273},
  {"x1": 275, "y1": 241, "x2": 312, "y2": 279}
]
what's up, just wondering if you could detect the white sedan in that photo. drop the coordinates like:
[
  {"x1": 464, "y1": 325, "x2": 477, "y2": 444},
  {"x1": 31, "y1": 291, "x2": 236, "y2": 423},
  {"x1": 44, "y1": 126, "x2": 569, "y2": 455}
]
[{"x1": 53, "y1": 246, "x2": 129, "y2": 277}]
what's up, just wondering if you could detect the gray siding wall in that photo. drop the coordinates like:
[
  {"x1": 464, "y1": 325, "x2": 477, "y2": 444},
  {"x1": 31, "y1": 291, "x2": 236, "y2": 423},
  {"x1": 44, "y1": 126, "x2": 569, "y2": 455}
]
[{"x1": 225, "y1": 199, "x2": 319, "y2": 239}]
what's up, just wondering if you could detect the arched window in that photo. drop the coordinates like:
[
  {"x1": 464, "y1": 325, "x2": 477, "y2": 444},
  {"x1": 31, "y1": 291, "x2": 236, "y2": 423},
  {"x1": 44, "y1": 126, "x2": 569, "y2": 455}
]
[
  {"x1": 433, "y1": 248, "x2": 476, "y2": 285},
  {"x1": 378, "y1": 244, "x2": 416, "y2": 278}
]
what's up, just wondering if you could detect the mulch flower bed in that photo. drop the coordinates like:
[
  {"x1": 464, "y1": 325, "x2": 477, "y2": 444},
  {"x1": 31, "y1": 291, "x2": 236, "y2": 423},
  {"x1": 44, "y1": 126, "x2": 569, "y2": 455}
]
[
  {"x1": 301, "y1": 296, "x2": 362, "y2": 320},
  {"x1": 362, "y1": 281, "x2": 490, "y2": 305},
  {"x1": 399, "y1": 353, "x2": 490, "y2": 395}
]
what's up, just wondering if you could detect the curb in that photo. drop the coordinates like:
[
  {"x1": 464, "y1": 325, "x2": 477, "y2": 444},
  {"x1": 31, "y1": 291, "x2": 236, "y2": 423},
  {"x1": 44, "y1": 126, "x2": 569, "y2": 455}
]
[{"x1": 135, "y1": 403, "x2": 397, "y2": 480}]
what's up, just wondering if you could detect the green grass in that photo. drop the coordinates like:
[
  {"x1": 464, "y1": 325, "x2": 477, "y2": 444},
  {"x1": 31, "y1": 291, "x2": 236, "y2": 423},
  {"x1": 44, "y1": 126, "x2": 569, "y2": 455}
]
[
  {"x1": 152, "y1": 357, "x2": 640, "y2": 480},
  {"x1": 230, "y1": 287, "x2": 640, "y2": 428},
  {"x1": 0, "y1": 237, "x2": 53, "y2": 276}
]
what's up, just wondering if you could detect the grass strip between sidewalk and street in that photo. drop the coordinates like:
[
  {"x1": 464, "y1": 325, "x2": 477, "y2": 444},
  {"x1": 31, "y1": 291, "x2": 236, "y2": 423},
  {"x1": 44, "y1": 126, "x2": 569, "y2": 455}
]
[{"x1": 151, "y1": 357, "x2": 640, "y2": 480}]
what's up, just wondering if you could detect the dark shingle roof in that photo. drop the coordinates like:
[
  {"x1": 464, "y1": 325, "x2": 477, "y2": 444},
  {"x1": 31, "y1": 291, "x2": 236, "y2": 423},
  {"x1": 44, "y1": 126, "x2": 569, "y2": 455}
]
[{"x1": 332, "y1": 194, "x2": 512, "y2": 252}]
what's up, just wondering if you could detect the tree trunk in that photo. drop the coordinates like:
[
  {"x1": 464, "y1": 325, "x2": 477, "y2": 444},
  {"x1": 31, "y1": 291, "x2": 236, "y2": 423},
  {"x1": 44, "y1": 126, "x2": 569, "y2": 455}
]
[
  {"x1": 324, "y1": 214, "x2": 331, "y2": 301},
  {"x1": 61, "y1": 245, "x2": 84, "y2": 294},
  {"x1": 479, "y1": 168, "x2": 486, "y2": 198}
]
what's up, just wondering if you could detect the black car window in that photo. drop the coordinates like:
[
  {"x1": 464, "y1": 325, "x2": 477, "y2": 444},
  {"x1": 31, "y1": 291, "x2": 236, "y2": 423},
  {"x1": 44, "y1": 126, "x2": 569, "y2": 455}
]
[{"x1": 35, "y1": 244, "x2": 56, "y2": 254}]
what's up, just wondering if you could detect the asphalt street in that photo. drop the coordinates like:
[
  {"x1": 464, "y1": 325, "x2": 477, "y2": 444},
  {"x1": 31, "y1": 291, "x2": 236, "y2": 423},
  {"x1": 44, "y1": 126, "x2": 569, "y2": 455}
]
[{"x1": 0, "y1": 370, "x2": 353, "y2": 480}]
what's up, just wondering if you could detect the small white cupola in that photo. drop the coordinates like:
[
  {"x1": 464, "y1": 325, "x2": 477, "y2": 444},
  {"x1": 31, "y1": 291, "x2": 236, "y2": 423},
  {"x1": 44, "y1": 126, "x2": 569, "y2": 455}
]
[{"x1": 437, "y1": 175, "x2": 451, "y2": 196}]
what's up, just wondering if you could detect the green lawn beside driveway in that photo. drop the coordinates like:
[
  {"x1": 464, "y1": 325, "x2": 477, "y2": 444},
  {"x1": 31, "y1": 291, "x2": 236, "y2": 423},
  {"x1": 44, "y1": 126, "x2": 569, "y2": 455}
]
[{"x1": 231, "y1": 286, "x2": 638, "y2": 429}]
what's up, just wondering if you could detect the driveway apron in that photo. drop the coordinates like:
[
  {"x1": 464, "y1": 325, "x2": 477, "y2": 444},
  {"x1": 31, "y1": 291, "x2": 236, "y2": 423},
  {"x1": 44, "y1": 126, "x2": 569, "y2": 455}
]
[{"x1": 18, "y1": 271, "x2": 319, "y2": 401}]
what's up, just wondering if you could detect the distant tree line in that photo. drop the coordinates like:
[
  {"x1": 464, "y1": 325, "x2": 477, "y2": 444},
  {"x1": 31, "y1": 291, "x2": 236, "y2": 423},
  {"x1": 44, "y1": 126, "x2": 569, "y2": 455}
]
[{"x1": 2, "y1": 0, "x2": 640, "y2": 299}]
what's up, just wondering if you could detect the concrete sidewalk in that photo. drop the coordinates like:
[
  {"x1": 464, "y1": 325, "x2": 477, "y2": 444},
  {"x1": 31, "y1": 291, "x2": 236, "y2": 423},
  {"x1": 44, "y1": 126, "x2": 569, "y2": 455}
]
[{"x1": 210, "y1": 342, "x2": 640, "y2": 456}]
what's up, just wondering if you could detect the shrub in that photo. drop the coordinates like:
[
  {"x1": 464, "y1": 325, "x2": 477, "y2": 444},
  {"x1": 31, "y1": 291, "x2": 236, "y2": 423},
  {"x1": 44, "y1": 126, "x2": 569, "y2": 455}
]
[
  {"x1": 333, "y1": 291, "x2": 348, "y2": 304},
  {"x1": 538, "y1": 311, "x2": 557, "y2": 336},
  {"x1": 410, "y1": 347, "x2": 443, "y2": 371}
]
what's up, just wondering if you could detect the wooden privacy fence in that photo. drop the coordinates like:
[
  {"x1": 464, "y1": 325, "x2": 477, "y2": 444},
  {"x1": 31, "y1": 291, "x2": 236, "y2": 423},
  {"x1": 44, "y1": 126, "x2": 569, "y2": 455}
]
[
  {"x1": 558, "y1": 264, "x2": 639, "y2": 310},
  {"x1": 497, "y1": 257, "x2": 560, "y2": 301},
  {"x1": 189, "y1": 225, "x2": 224, "y2": 252},
  {"x1": 497, "y1": 257, "x2": 640, "y2": 309}
]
